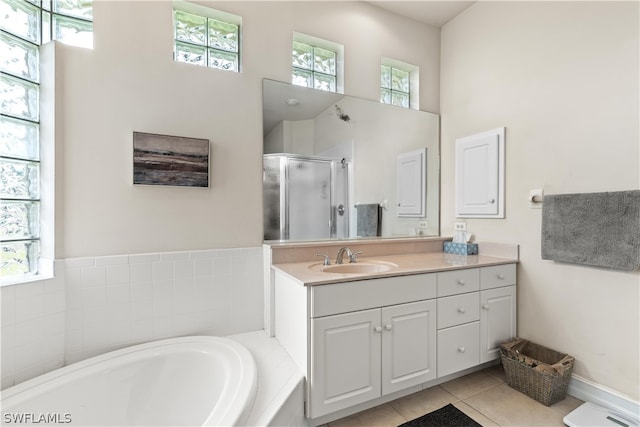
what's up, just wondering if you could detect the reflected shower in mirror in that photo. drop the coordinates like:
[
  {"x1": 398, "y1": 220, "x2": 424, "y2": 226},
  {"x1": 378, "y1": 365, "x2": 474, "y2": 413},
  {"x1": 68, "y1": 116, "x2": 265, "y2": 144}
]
[{"x1": 262, "y1": 79, "x2": 439, "y2": 242}]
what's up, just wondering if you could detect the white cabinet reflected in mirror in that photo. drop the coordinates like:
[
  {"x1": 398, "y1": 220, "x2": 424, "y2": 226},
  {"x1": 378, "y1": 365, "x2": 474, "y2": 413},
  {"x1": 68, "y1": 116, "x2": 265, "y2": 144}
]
[
  {"x1": 397, "y1": 148, "x2": 427, "y2": 218},
  {"x1": 262, "y1": 79, "x2": 440, "y2": 242}
]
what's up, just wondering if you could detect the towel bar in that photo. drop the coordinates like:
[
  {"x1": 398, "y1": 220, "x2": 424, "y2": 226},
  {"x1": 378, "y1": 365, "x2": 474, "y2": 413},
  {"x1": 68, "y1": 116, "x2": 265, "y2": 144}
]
[{"x1": 530, "y1": 195, "x2": 544, "y2": 203}]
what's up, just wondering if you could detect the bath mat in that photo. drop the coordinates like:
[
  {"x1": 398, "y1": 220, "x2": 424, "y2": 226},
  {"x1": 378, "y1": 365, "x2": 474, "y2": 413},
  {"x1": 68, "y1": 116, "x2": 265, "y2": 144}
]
[
  {"x1": 541, "y1": 190, "x2": 640, "y2": 270},
  {"x1": 398, "y1": 403, "x2": 482, "y2": 427}
]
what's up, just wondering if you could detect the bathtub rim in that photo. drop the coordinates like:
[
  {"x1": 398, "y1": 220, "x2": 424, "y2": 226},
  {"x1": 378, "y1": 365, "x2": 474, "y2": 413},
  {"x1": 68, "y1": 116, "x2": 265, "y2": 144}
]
[{"x1": 1, "y1": 335, "x2": 258, "y2": 426}]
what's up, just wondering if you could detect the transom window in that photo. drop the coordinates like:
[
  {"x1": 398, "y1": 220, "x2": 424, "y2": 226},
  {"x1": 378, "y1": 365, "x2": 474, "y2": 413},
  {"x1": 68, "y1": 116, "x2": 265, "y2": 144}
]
[
  {"x1": 291, "y1": 33, "x2": 344, "y2": 93},
  {"x1": 1, "y1": 0, "x2": 93, "y2": 48},
  {"x1": 173, "y1": 7, "x2": 240, "y2": 72},
  {"x1": 380, "y1": 58, "x2": 418, "y2": 110},
  {"x1": 380, "y1": 65, "x2": 410, "y2": 108},
  {"x1": 1, "y1": 0, "x2": 93, "y2": 281},
  {"x1": 292, "y1": 36, "x2": 341, "y2": 93}
]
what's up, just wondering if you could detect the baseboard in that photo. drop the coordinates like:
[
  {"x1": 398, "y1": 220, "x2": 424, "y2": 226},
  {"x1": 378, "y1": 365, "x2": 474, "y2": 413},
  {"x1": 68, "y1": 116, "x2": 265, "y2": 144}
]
[{"x1": 568, "y1": 374, "x2": 639, "y2": 424}]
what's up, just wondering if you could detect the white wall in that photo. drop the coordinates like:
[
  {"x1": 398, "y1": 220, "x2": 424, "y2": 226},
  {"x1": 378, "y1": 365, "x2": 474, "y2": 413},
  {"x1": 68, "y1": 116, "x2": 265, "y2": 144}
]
[
  {"x1": 1, "y1": 1, "x2": 441, "y2": 389},
  {"x1": 55, "y1": 0, "x2": 440, "y2": 258},
  {"x1": 264, "y1": 120, "x2": 285, "y2": 154},
  {"x1": 441, "y1": 1, "x2": 639, "y2": 401}
]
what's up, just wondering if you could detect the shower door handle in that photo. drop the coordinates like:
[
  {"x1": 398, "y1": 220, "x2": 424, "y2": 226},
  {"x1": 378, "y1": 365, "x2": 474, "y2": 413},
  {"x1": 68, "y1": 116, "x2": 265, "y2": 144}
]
[{"x1": 337, "y1": 204, "x2": 345, "y2": 216}]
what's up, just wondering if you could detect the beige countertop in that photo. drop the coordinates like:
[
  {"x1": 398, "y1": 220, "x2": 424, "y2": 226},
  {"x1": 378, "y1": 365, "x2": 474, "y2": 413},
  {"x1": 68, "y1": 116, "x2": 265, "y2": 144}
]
[{"x1": 272, "y1": 251, "x2": 518, "y2": 286}]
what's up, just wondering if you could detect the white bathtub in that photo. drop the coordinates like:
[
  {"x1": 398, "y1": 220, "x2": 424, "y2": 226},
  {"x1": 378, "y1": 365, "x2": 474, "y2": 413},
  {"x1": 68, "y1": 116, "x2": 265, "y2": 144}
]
[{"x1": 1, "y1": 336, "x2": 257, "y2": 426}]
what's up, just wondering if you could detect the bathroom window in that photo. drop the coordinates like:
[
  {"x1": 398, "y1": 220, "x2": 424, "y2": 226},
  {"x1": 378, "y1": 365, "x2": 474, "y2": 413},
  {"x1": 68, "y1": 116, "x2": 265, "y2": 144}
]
[
  {"x1": 292, "y1": 33, "x2": 343, "y2": 93},
  {"x1": 173, "y1": 5, "x2": 241, "y2": 72},
  {"x1": 0, "y1": 0, "x2": 93, "y2": 281},
  {"x1": 380, "y1": 58, "x2": 419, "y2": 109}
]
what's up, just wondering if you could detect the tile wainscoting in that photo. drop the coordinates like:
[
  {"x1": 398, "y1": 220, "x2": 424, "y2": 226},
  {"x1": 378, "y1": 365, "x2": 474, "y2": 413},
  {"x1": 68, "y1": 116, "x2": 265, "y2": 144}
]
[
  {"x1": 1, "y1": 247, "x2": 264, "y2": 390},
  {"x1": 1, "y1": 270, "x2": 66, "y2": 390}
]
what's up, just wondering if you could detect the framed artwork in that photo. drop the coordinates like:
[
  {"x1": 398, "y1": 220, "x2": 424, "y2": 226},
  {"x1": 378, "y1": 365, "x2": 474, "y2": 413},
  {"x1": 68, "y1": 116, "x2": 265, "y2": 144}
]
[{"x1": 133, "y1": 132, "x2": 209, "y2": 187}]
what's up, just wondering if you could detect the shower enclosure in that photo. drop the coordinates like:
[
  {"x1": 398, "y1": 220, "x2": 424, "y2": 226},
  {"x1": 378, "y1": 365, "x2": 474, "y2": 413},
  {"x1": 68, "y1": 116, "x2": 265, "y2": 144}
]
[{"x1": 263, "y1": 154, "x2": 349, "y2": 241}]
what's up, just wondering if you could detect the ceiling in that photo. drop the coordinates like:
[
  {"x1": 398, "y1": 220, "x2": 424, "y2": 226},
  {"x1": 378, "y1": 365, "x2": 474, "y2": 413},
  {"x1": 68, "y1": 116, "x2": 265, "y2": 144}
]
[
  {"x1": 368, "y1": 1, "x2": 476, "y2": 27},
  {"x1": 262, "y1": 80, "x2": 344, "y2": 134}
]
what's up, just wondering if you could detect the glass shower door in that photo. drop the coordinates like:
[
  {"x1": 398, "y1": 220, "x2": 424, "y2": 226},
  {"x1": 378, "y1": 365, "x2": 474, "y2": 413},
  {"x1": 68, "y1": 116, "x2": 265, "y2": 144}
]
[{"x1": 287, "y1": 158, "x2": 332, "y2": 240}]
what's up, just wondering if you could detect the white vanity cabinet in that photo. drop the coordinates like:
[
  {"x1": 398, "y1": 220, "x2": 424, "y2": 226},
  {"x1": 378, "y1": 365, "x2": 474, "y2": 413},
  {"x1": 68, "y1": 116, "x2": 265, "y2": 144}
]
[
  {"x1": 436, "y1": 264, "x2": 517, "y2": 377},
  {"x1": 480, "y1": 264, "x2": 517, "y2": 363},
  {"x1": 311, "y1": 299, "x2": 437, "y2": 417},
  {"x1": 436, "y1": 269, "x2": 481, "y2": 377},
  {"x1": 308, "y1": 274, "x2": 437, "y2": 418},
  {"x1": 272, "y1": 259, "x2": 517, "y2": 424}
]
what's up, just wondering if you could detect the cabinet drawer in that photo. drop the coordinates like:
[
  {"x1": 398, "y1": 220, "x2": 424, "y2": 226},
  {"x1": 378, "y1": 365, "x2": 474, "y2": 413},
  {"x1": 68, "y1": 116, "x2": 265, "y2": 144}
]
[
  {"x1": 311, "y1": 274, "x2": 437, "y2": 318},
  {"x1": 480, "y1": 264, "x2": 516, "y2": 290},
  {"x1": 437, "y1": 292, "x2": 480, "y2": 329},
  {"x1": 437, "y1": 268, "x2": 479, "y2": 297},
  {"x1": 437, "y1": 322, "x2": 480, "y2": 377}
]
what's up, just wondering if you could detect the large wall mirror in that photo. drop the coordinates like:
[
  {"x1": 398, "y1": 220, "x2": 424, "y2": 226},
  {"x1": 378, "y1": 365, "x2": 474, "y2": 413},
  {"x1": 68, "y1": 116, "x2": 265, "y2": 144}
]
[{"x1": 262, "y1": 79, "x2": 440, "y2": 242}]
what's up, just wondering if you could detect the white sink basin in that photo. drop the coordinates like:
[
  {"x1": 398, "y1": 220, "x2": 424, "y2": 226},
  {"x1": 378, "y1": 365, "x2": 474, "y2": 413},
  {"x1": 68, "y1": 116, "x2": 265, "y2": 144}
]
[{"x1": 311, "y1": 261, "x2": 398, "y2": 274}]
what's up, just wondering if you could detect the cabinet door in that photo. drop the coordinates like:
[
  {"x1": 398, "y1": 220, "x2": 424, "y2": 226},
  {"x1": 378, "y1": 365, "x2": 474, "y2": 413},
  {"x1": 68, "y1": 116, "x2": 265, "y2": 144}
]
[
  {"x1": 455, "y1": 128, "x2": 505, "y2": 218},
  {"x1": 480, "y1": 285, "x2": 517, "y2": 363},
  {"x1": 397, "y1": 148, "x2": 426, "y2": 217},
  {"x1": 381, "y1": 300, "x2": 437, "y2": 395},
  {"x1": 310, "y1": 309, "x2": 381, "y2": 418}
]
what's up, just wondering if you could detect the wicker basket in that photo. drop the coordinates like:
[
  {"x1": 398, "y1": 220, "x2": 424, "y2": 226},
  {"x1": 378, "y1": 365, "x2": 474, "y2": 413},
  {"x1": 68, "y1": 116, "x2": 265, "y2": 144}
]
[{"x1": 500, "y1": 338, "x2": 575, "y2": 406}]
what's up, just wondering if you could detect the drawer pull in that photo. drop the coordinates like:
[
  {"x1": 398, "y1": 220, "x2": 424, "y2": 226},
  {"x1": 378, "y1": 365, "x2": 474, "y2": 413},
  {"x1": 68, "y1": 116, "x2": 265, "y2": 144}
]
[
  {"x1": 384, "y1": 324, "x2": 393, "y2": 331},
  {"x1": 482, "y1": 304, "x2": 489, "y2": 310},
  {"x1": 497, "y1": 273, "x2": 505, "y2": 280},
  {"x1": 457, "y1": 308, "x2": 466, "y2": 314},
  {"x1": 457, "y1": 280, "x2": 465, "y2": 286},
  {"x1": 457, "y1": 346, "x2": 466, "y2": 353},
  {"x1": 374, "y1": 326, "x2": 382, "y2": 333}
]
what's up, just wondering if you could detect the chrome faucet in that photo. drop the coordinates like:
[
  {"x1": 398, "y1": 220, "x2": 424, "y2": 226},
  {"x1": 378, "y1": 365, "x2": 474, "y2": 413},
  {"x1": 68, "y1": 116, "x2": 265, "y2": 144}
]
[{"x1": 335, "y1": 247, "x2": 353, "y2": 264}]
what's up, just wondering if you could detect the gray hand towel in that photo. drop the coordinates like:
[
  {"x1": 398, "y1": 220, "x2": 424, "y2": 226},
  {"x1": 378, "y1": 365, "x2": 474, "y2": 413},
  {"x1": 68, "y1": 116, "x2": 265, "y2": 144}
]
[
  {"x1": 356, "y1": 204, "x2": 381, "y2": 237},
  {"x1": 541, "y1": 190, "x2": 640, "y2": 270}
]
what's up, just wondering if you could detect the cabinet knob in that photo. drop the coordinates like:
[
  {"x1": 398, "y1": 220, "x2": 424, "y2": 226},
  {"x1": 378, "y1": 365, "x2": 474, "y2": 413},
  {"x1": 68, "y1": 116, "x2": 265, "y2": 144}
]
[
  {"x1": 384, "y1": 324, "x2": 393, "y2": 331},
  {"x1": 374, "y1": 326, "x2": 383, "y2": 333},
  {"x1": 457, "y1": 308, "x2": 466, "y2": 314},
  {"x1": 497, "y1": 273, "x2": 505, "y2": 280},
  {"x1": 457, "y1": 346, "x2": 466, "y2": 353},
  {"x1": 457, "y1": 280, "x2": 465, "y2": 286},
  {"x1": 489, "y1": 198, "x2": 496, "y2": 204},
  {"x1": 482, "y1": 304, "x2": 490, "y2": 310}
]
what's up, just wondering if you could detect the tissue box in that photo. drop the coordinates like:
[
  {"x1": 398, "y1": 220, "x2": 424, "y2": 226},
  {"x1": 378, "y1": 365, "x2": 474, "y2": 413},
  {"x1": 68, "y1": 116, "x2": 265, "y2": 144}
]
[{"x1": 444, "y1": 242, "x2": 478, "y2": 255}]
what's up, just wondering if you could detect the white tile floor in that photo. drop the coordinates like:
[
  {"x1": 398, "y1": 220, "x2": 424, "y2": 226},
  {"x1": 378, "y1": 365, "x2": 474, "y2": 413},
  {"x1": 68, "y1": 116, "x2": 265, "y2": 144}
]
[{"x1": 323, "y1": 365, "x2": 583, "y2": 427}]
